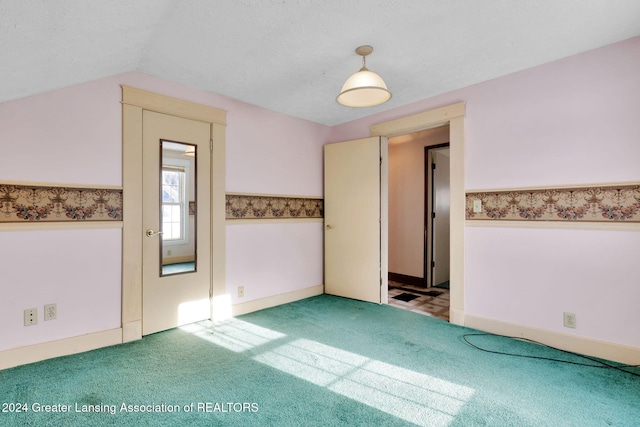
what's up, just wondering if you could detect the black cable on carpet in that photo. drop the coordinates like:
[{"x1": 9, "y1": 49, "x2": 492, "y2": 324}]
[{"x1": 463, "y1": 333, "x2": 640, "y2": 377}]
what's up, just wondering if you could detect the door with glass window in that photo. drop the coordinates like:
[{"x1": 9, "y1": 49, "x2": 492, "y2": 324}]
[{"x1": 142, "y1": 110, "x2": 211, "y2": 335}]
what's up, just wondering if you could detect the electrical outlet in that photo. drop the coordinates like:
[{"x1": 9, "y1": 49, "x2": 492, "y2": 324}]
[
  {"x1": 238, "y1": 286, "x2": 245, "y2": 298},
  {"x1": 24, "y1": 308, "x2": 38, "y2": 326},
  {"x1": 563, "y1": 312, "x2": 576, "y2": 329},
  {"x1": 44, "y1": 303, "x2": 57, "y2": 321}
]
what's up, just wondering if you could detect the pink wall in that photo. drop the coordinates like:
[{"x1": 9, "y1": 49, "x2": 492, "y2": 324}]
[
  {"x1": 0, "y1": 79, "x2": 122, "y2": 186},
  {"x1": 118, "y1": 72, "x2": 330, "y2": 196},
  {"x1": 462, "y1": 35, "x2": 640, "y2": 189},
  {"x1": 331, "y1": 37, "x2": 640, "y2": 190},
  {"x1": 226, "y1": 222, "x2": 324, "y2": 304},
  {"x1": 466, "y1": 227, "x2": 640, "y2": 346},
  {"x1": 0, "y1": 70, "x2": 330, "y2": 193},
  {"x1": 0, "y1": 229, "x2": 121, "y2": 352},
  {"x1": 0, "y1": 72, "x2": 328, "y2": 352},
  {"x1": 332, "y1": 36, "x2": 640, "y2": 349},
  {"x1": 2, "y1": 35, "x2": 639, "y2": 355}
]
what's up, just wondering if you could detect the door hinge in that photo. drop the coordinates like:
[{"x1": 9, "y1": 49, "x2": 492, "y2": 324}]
[
  {"x1": 431, "y1": 212, "x2": 436, "y2": 219},
  {"x1": 380, "y1": 157, "x2": 383, "y2": 165},
  {"x1": 210, "y1": 139, "x2": 213, "y2": 151},
  {"x1": 432, "y1": 163, "x2": 436, "y2": 170},
  {"x1": 432, "y1": 261, "x2": 436, "y2": 268}
]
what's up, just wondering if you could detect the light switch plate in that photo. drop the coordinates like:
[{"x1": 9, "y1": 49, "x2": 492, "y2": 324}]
[{"x1": 473, "y1": 199, "x2": 482, "y2": 213}]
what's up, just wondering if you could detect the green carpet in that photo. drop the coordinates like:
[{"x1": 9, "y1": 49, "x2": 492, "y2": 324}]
[
  {"x1": 162, "y1": 262, "x2": 195, "y2": 275},
  {"x1": 1, "y1": 295, "x2": 638, "y2": 426}
]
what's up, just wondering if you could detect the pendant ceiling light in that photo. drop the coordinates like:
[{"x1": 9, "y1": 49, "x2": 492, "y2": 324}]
[{"x1": 337, "y1": 45, "x2": 392, "y2": 108}]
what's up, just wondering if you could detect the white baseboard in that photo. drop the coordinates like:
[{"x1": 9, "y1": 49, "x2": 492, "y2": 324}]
[
  {"x1": 0, "y1": 328, "x2": 123, "y2": 371},
  {"x1": 465, "y1": 314, "x2": 640, "y2": 365},
  {"x1": 0, "y1": 286, "x2": 325, "y2": 371},
  {"x1": 232, "y1": 285, "x2": 324, "y2": 317}
]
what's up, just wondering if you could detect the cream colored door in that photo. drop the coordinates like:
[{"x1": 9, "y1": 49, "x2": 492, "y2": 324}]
[
  {"x1": 324, "y1": 136, "x2": 388, "y2": 304},
  {"x1": 142, "y1": 110, "x2": 211, "y2": 335}
]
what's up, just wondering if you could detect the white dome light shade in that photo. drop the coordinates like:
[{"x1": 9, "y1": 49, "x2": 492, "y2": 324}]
[
  {"x1": 337, "y1": 68, "x2": 392, "y2": 107},
  {"x1": 337, "y1": 45, "x2": 392, "y2": 108}
]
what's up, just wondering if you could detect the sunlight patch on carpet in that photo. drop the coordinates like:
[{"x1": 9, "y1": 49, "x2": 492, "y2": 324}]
[
  {"x1": 253, "y1": 338, "x2": 369, "y2": 387},
  {"x1": 185, "y1": 318, "x2": 476, "y2": 426},
  {"x1": 254, "y1": 338, "x2": 475, "y2": 426},
  {"x1": 180, "y1": 319, "x2": 286, "y2": 353}
]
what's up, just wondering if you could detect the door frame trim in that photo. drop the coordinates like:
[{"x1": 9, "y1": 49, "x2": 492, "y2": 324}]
[
  {"x1": 121, "y1": 86, "x2": 227, "y2": 342},
  {"x1": 371, "y1": 102, "x2": 466, "y2": 326}
]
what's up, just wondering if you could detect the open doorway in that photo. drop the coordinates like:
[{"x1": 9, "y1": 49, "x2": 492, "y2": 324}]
[{"x1": 387, "y1": 126, "x2": 450, "y2": 320}]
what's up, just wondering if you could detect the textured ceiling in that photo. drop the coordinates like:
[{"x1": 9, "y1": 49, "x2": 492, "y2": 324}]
[{"x1": 2, "y1": 0, "x2": 640, "y2": 125}]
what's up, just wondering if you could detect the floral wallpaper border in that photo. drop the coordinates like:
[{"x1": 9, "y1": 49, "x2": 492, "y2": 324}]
[
  {"x1": 466, "y1": 184, "x2": 640, "y2": 222},
  {"x1": 0, "y1": 184, "x2": 123, "y2": 222},
  {"x1": 226, "y1": 194, "x2": 323, "y2": 220}
]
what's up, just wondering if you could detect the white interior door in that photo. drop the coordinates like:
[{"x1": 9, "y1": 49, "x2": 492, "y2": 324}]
[
  {"x1": 142, "y1": 110, "x2": 211, "y2": 335},
  {"x1": 324, "y1": 136, "x2": 388, "y2": 304},
  {"x1": 432, "y1": 149, "x2": 451, "y2": 287}
]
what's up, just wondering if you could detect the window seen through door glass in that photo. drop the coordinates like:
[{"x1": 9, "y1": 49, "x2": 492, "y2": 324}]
[{"x1": 162, "y1": 168, "x2": 185, "y2": 240}]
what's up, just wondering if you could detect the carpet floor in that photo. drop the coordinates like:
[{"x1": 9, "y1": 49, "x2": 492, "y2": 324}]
[
  {"x1": 1, "y1": 294, "x2": 639, "y2": 426},
  {"x1": 162, "y1": 262, "x2": 195, "y2": 275}
]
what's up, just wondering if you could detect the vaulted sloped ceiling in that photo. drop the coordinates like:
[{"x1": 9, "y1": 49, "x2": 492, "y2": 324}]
[{"x1": 2, "y1": 0, "x2": 640, "y2": 125}]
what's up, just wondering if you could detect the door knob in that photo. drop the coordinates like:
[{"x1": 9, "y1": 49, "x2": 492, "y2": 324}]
[{"x1": 145, "y1": 229, "x2": 163, "y2": 237}]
